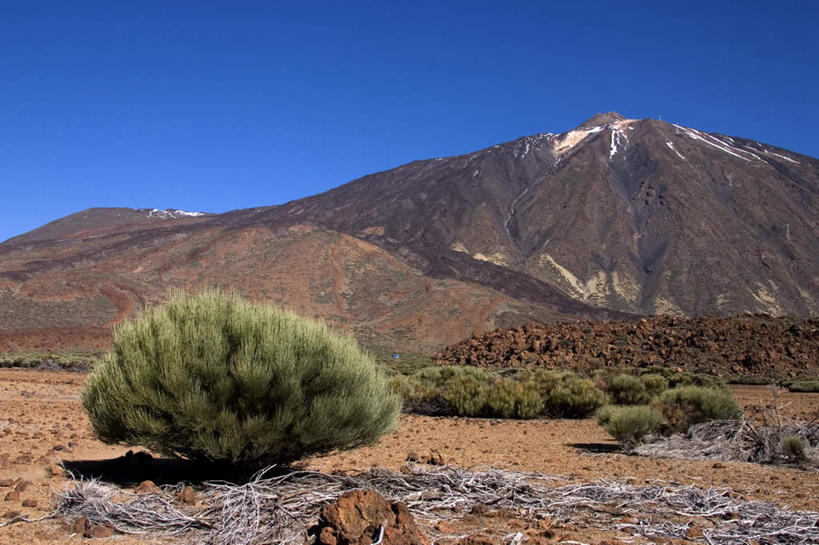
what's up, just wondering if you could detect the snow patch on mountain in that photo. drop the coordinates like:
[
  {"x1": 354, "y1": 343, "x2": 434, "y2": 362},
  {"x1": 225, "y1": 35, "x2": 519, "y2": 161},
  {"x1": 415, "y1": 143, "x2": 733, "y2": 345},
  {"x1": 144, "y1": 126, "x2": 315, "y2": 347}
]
[
  {"x1": 144, "y1": 208, "x2": 207, "y2": 219},
  {"x1": 764, "y1": 150, "x2": 800, "y2": 164},
  {"x1": 672, "y1": 124, "x2": 761, "y2": 162},
  {"x1": 666, "y1": 141, "x2": 686, "y2": 160}
]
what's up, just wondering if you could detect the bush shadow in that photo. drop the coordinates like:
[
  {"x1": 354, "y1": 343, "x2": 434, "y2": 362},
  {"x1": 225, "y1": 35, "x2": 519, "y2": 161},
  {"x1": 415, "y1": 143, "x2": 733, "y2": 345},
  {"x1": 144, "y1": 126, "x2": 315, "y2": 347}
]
[
  {"x1": 62, "y1": 450, "x2": 297, "y2": 486},
  {"x1": 568, "y1": 442, "x2": 621, "y2": 454}
]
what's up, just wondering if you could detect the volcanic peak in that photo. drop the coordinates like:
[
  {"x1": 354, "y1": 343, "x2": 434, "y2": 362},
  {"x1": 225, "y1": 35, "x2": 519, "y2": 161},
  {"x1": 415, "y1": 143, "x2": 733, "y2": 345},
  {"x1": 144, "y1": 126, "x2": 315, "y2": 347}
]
[{"x1": 574, "y1": 111, "x2": 627, "y2": 130}]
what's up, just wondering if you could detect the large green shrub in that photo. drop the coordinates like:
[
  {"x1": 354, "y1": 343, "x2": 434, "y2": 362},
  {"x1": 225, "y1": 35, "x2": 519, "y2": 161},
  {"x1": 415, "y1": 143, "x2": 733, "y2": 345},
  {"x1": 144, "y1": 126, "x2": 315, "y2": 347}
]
[
  {"x1": 655, "y1": 386, "x2": 741, "y2": 434},
  {"x1": 82, "y1": 291, "x2": 400, "y2": 465},
  {"x1": 597, "y1": 405, "x2": 663, "y2": 446}
]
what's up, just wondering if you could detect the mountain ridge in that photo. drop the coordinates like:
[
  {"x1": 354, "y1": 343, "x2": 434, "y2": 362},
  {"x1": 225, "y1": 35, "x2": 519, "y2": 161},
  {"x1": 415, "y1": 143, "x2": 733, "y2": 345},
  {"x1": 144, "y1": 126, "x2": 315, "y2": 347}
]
[{"x1": 1, "y1": 114, "x2": 817, "y2": 354}]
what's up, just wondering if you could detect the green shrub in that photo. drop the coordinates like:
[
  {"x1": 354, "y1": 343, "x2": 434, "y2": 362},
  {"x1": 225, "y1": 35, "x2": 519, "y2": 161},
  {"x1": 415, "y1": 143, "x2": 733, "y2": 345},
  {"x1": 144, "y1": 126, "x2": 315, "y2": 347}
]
[
  {"x1": 640, "y1": 374, "x2": 669, "y2": 397},
  {"x1": 608, "y1": 374, "x2": 649, "y2": 405},
  {"x1": 442, "y1": 374, "x2": 490, "y2": 416},
  {"x1": 82, "y1": 291, "x2": 400, "y2": 466},
  {"x1": 599, "y1": 405, "x2": 663, "y2": 446},
  {"x1": 788, "y1": 380, "x2": 819, "y2": 393},
  {"x1": 486, "y1": 379, "x2": 543, "y2": 419},
  {"x1": 542, "y1": 375, "x2": 608, "y2": 418},
  {"x1": 781, "y1": 436, "x2": 806, "y2": 461},
  {"x1": 594, "y1": 404, "x2": 616, "y2": 426},
  {"x1": 655, "y1": 386, "x2": 741, "y2": 434}
]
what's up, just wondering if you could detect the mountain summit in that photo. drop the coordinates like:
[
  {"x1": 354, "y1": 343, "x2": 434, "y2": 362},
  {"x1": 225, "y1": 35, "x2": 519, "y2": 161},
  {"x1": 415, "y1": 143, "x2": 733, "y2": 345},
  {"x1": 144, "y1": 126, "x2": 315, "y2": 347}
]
[
  {"x1": 1, "y1": 114, "x2": 817, "y2": 353},
  {"x1": 574, "y1": 111, "x2": 626, "y2": 129}
]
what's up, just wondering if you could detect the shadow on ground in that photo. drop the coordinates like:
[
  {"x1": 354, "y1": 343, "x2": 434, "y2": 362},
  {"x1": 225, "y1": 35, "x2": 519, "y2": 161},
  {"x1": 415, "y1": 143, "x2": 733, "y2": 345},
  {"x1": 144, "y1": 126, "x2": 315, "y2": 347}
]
[
  {"x1": 568, "y1": 442, "x2": 621, "y2": 454},
  {"x1": 63, "y1": 450, "x2": 297, "y2": 485}
]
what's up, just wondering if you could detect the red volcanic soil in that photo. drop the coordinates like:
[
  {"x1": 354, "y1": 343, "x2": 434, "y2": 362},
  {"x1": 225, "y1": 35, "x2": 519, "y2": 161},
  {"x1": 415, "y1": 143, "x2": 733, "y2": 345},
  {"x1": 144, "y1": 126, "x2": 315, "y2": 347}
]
[{"x1": 0, "y1": 369, "x2": 817, "y2": 544}]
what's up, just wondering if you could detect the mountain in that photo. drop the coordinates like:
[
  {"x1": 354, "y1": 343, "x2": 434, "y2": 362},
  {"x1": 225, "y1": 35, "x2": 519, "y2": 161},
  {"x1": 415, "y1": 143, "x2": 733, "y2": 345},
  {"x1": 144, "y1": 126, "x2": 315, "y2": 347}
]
[{"x1": 1, "y1": 113, "x2": 817, "y2": 354}]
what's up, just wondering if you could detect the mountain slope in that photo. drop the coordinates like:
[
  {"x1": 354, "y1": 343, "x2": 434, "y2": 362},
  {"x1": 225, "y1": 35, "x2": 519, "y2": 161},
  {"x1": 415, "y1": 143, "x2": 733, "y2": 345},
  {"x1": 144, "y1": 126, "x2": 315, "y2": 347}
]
[
  {"x1": 1, "y1": 113, "x2": 817, "y2": 353},
  {"x1": 260, "y1": 113, "x2": 819, "y2": 315}
]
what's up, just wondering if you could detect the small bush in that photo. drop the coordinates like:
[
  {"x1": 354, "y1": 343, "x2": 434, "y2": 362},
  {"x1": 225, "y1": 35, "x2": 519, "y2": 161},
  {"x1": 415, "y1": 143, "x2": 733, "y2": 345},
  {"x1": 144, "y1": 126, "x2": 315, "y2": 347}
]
[
  {"x1": 486, "y1": 379, "x2": 543, "y2": 419},
  {"x1": 83, "y1": 291, "x2": 400, "y2": 466},
  {"x1": 655, "y1": 386, "x2": 741, "y2": 434},
  {"x1": 542, "y1": 375, "x2": 608, "y2": 418},
  {"x1": 788, "y1": 380, "x2": 819, "y2": 393},
  {"x1": 599, "y1": 405, "x2": 663, "y2": 446},
  {"x1": 781, "y1": 436, "x2": 807, "y2": 461},
  {"x1": 640, "y1": 374, "x2": 669, "y2": 398},
  {"x1": 442, "y1": 374, "x2": 490, "y2": 416},
  {"x1": 608, "y1": 374, "x2": 649, "y2": 405}
]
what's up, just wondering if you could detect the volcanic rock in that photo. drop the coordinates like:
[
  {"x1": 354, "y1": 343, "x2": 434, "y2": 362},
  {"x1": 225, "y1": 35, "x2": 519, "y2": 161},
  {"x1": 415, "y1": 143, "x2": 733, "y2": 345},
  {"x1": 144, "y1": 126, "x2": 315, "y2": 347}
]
[{"x1": 313, "y1": 489, "x2": 428, "y2": 545}]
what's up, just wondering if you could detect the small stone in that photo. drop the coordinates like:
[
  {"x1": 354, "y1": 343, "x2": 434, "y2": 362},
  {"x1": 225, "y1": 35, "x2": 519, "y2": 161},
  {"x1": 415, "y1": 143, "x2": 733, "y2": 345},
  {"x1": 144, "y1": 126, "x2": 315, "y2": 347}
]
[
  {"x1": 135, "y1": 480, "x2": 161, "y2": 494},
  {"x1": 85, "y1": 523, "x2": 115, "y2": 538},
  {"x1": 0, "y1": 479, "x2": 13, "y2": 487},
  {"x1": 21, "y1": 498, "x2": 37, "y2": 508},
  {"x1": 3, "y1": 510, "x2": 21, "y2": 520},
  {"x1": 685, "y1": 524, "x2": 704, "y2": 539},
  {"x1": 319, "y1": 526, "x2": 338, "y2": 545},
  {"x1": 72, "y1": 516, "x2": 88, "y2": 534},
  {"x1": 428, "y1": 450, "x2": 445, "y2": 466},
  {"x1": 177, "y1": 485, "x2": 197, "y2": 505},
  {"x1": 48, "y1": 465, "x2": 65, "y2": 478},
  {"x1": 4, "y1": 491, "x2": 19, "y2": 502},
  {"x1": 457, "y1": 533, "x2": 497, "y2": 545},
  {"x1": 712, "y1": 462, "x2": 726, "y2": 469},
  {"x1": 14, "y1": 480, "x2": 31, "y2": 492}
]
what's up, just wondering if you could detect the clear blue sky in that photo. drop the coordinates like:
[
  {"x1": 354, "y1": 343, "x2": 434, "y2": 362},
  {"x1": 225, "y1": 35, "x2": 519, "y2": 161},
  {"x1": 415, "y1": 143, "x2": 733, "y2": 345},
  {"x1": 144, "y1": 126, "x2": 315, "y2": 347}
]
[{"x1": 2, "y1": 1, "x2": 817, "y2": 242}]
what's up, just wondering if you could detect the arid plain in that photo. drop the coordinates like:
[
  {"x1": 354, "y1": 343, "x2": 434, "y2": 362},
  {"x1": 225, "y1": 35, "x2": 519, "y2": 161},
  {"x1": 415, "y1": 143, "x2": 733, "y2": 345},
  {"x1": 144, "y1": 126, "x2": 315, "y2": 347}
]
[{"x1": 0, "y1": 368, "x2": 816, "y2": 545}]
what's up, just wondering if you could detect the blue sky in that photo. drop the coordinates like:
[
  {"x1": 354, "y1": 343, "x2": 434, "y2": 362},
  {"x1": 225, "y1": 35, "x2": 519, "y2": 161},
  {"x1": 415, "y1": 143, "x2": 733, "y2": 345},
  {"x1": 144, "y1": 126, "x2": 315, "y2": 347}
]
[{"x1": 1, "y1": 1, "x2": 817, "y2": 242}]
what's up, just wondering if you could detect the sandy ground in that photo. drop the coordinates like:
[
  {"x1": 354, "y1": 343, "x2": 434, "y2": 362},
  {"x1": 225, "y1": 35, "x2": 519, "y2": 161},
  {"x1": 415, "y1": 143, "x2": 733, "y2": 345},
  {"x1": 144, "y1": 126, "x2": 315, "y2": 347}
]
[{"x1": 0, "y1": 369, "x2": 817, "y2": 544}]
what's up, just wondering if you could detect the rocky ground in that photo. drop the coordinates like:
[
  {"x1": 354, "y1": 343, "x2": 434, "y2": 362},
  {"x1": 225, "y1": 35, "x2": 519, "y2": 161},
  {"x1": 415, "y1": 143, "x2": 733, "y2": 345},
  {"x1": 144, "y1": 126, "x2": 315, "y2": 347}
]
[
  {"x1": 0, "y1": 369, "x2": 817, "y2": 545},
  {"x1": 434, "y1": 315, "x2": 819, "y2": 378}
]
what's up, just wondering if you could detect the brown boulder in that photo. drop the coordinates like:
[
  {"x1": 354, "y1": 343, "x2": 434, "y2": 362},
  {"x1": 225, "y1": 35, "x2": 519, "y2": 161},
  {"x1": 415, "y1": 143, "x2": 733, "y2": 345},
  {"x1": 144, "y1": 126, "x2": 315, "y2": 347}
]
[
  {"x1": 314, "y1": 489, "x2": 428, "y2": 545},
  {"x1": 176, "y1": 485, "x2": 197, "y2": 505},
  {"x1": 72, "y1": 516, "x2": 116, "y2": 538},
  {"x1": 135, "y1": 480, "x2": 161, "y2": 494}
]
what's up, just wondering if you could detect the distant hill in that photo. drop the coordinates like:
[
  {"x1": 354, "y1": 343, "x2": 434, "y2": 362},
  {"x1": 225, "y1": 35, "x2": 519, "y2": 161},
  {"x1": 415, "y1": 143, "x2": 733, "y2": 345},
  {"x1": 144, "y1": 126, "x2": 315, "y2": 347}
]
[{"x1": 1, "y1": 113, "x2": 817, "y2": 354}]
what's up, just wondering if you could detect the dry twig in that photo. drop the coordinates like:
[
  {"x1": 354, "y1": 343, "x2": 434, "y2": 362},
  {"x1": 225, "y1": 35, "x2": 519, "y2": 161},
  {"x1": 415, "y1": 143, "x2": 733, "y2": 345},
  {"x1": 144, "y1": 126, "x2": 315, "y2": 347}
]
[{"x1": 53, "y1": 464, "x2": 819, "y2": 545}]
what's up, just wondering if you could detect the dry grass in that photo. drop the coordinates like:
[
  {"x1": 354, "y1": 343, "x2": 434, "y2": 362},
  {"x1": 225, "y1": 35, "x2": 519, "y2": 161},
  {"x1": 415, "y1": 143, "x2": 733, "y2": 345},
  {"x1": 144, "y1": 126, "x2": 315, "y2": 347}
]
[{"x1": 41, "y1": 464, "x2": 819, "y2": 545}]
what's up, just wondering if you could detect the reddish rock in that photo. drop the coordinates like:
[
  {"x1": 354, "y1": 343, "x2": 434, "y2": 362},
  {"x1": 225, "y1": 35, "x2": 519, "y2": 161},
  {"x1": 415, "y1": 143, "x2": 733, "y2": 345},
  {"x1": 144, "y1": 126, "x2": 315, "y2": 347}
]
[
  {"x1": 3, "y1": 510, "x2": 21, "y2": 520},
  {"x1": 135, "y1": 480, "x2": 161, "y2": 494},
  {"x1": 14, "y1": 480, "x2": 31, "y2": 492},
  {"x1": 685, "y1": 524, "x2": 704, "y2": 539},
  {"x1": 0, "y1": 479, "x2": 13, "y2": 487},
  {"x1": 21, "y1": 498, "x2": 37, "y2": 508},
  {"x1": 72, "y1": 517, "x2": 116, "y2": 538},
  {"x1": 85, "y1": 523, "x2": 115, "y2": 539},
  {"x1": 4, "y1": 491, "x2": 20, "y2": 502},
  {"x1": 457, "y1": 533, "x2": 497, "y2": 545},
  {"x1": 177, "y1": 485, "x2": 197, "y2": 505},
  {"x1": 72, "y1": 516, "x2": 88, "y2": 534},
  {"x1": 314, "y1": 489, "x2": 428, "y2": 545}
]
